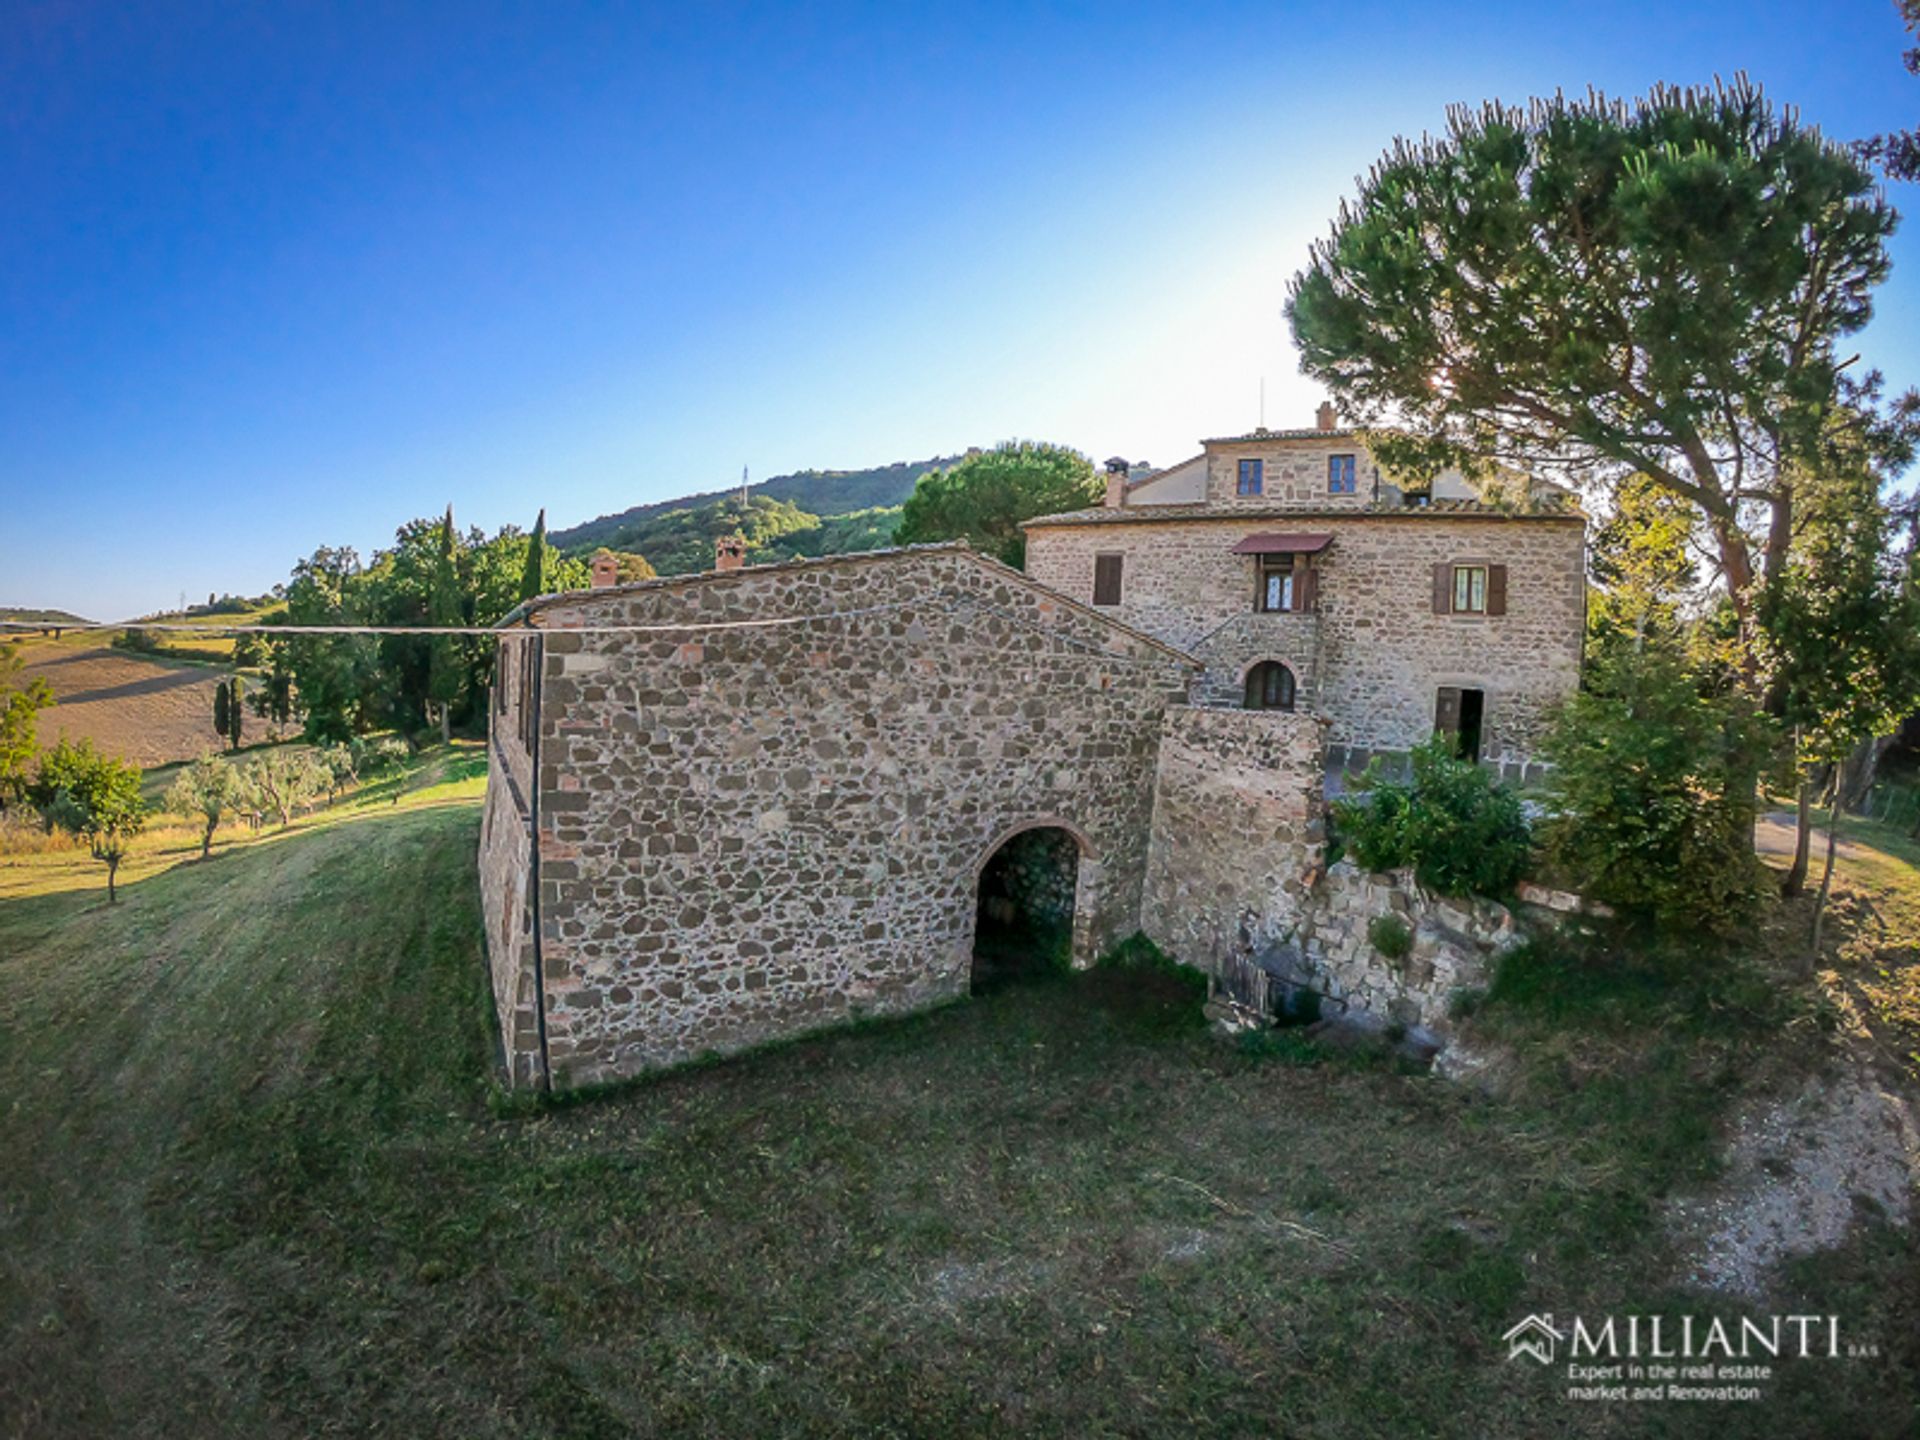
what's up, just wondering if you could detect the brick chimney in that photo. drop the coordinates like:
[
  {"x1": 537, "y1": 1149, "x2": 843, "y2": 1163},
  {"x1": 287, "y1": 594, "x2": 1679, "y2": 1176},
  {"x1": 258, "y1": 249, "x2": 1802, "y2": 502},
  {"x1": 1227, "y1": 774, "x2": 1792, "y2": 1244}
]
[
  {"x1": 714, "y1": 534, "x2": 748, "y2": 571},
  {"x1": 1316, "y1": 401, "x2": 1338, "y2": 432},
  {"x1": 1103, "y1": 456, "x2": 1130, "y2": 509},
  {"x1": 589, "y1": 551, "x2": 619, "y2": 589}
]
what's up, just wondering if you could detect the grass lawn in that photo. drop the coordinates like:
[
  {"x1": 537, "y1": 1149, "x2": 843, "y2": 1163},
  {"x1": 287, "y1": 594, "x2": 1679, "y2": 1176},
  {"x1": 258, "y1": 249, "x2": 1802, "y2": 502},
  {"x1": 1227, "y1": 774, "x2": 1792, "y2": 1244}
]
[{"x1": 1, "y1": 771, "x2": 1915, "y2": 1437}]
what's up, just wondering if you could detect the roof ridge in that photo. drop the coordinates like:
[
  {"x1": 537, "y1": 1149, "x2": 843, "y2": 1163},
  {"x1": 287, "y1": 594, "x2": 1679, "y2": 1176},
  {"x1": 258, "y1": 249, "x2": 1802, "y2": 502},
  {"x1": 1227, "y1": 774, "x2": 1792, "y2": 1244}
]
[
  {"x1": 1024, "y1": 500, "x2": 1585, "y2": 527},
  {"x1": 500, "y1": 542, "x2": 1203, "y2": 668}
]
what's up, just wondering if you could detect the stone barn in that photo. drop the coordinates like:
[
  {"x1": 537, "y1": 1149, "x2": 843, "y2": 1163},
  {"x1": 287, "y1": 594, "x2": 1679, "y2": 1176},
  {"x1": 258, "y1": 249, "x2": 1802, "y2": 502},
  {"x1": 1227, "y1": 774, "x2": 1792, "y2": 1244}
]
[{"x1": 480, "y1": 543, "x2": 1196, "y2": 1090}]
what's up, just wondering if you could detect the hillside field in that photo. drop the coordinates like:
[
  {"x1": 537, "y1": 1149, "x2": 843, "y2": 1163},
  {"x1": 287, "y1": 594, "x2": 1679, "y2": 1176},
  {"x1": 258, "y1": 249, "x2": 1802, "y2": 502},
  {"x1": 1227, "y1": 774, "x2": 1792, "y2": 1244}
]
[
  {"x1": 8, "y1": 636, "x2": 235, "y2": 768},
  {"x1": 1, "y1": 757, "x2": 1915, "y2": 1436}
]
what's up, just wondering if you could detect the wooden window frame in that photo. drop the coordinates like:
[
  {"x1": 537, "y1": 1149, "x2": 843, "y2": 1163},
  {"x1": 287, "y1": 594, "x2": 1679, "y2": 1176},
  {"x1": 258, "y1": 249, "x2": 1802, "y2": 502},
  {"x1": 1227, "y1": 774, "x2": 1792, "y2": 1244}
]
[
  {"x1": 1256, "y1": 554, "x2": 1295, "y2": 613},
  {"x1": 1236, "y1": 458, "x2": 1264, "y2": 496},
  {"x1": 1328, "y1": 454, "x2": 1357, "y2": 495},
  {"x1": 1432, "y1": 561, "x2": 1507, "y2": 617},
  {"x1": 1452, "y1": 564, "x2": 1488, "y2": 614},
  {"x1": 1092, "y1": 552, "x2": 1124, "y2": 607},
  {"x1": 1244, "y1": 660, "x2": 1297, "y2": 712}
]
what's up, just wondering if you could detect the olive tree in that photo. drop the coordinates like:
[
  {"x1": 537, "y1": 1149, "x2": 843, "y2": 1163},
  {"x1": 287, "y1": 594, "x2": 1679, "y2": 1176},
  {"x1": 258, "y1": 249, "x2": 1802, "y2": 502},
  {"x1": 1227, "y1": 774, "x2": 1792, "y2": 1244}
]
[{"x1": 166, "y1": 754, "x2": 240, "y2": 858}]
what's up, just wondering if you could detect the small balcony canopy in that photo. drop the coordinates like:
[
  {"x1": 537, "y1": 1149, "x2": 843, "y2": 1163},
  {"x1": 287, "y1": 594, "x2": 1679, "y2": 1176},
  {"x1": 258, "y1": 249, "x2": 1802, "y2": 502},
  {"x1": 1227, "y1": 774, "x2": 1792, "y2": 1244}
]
[{"x1": 1229, "y1": 532, "x2": 1333, "y2": 556}]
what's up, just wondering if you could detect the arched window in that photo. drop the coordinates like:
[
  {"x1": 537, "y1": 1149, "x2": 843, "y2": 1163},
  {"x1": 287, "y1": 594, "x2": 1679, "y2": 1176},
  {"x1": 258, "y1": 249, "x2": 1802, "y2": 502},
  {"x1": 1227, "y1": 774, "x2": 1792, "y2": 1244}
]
[{"x1": 1244, "y1": 661, "x2": 1296, "y2": 712}]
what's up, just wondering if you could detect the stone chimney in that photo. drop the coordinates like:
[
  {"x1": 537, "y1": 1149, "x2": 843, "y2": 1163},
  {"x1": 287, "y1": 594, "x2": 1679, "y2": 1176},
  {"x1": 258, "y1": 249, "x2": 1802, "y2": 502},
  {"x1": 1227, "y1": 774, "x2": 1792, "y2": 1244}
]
[
  {"x1": 714, "y1": 534, "x2": 748, "y2": 571},
  {"x1": 589, "y1": 551, "x2": 619, "y2": 589},
  {"x1": 1316, "y1": 401, "x2": 1338, "y2": 432},
  {"x1": 1103, "y1": 456, "x2": 1130, "y2": 509}
]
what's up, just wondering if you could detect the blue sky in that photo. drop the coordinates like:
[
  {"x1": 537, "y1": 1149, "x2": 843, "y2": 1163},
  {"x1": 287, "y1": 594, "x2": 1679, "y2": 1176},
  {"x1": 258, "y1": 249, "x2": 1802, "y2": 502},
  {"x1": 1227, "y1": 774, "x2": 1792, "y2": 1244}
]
[{"x1": 4, "y1": 1, "x2": 1917, "y2": 619}]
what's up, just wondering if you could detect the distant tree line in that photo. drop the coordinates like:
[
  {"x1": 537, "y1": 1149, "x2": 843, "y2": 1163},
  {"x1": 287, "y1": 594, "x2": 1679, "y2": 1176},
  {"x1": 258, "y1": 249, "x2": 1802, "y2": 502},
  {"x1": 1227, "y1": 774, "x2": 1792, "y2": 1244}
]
[{"x1": 253, "y1": 511, "x2": 587, "y2": 744}]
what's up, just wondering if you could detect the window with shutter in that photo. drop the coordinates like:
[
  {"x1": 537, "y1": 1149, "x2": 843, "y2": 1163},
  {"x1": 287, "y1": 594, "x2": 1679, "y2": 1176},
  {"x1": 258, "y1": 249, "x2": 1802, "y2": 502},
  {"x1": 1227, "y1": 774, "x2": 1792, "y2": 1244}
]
[
  {"x1": 1092, "y1": 553, "x2": 1124, "y2": 606},
  {"x1": 1437, "y1": 563, "x2": 1493, "y2": 615},
  {"x1": 1236, "y1": 459, "x2": 1264, "y2": 496},
  {"x1": 1328, "y1": 454, "x2": 1357, "y2": 494},
  {"x1": 1486, "y1": 564, "x2": 1508, "y2": 616},
  {"x1": 517, "y1": 636, "x2": 543, "y2": 753}
]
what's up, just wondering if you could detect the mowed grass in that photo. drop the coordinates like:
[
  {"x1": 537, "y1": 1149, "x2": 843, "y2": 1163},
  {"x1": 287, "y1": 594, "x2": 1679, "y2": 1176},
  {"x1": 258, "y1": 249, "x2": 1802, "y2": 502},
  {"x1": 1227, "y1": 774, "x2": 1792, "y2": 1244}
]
[{"x1": 1, "y1": 782, "x2": 1916, "y2": 1438}]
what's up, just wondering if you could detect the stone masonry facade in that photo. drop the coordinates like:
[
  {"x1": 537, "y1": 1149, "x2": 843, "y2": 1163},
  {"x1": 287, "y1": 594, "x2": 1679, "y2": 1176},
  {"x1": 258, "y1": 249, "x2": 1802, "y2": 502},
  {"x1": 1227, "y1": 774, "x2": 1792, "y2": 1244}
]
[
  {"x1": 483, "y1": 545, "x2": 1193, "y2": 1089},
  {"x1": 1024, "y1": 426, "x2": 1586, "y2": 778}
]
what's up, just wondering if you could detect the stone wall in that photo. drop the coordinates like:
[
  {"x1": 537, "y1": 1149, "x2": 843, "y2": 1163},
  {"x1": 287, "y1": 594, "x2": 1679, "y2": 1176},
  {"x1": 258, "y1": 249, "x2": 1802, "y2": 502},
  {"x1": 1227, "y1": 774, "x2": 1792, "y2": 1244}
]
[
  {"x1": 485, "y1": 545, "x2": 1194, "y2": 1089},
  {"x1": 1292, "y1": 862, "x2": 1519, "y2": 1034},
  {"x1": 1140, "y1": 705, "x2": 1329, "y2": 968},
  {"x1": 1025, "y1": 508, "x2": 1585, "y2": 773},
  {"x1": 1140, "y1": 705, "x2": 1520, "y2": 1039},
  {"x1": 477, "y1": 634, "x2": 545, "y2": 1087}
]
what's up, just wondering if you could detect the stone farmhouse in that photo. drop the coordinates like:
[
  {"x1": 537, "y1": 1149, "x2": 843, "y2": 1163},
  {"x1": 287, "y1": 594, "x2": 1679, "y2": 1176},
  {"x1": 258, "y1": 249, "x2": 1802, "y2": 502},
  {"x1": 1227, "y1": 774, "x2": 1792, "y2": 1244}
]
[
  {"x1": 481, "y1": 411, "x2": 1587, "y2": 1091},
  {"x1": 1024, "y1": 403, "x2": 1587, "y2": 781}
]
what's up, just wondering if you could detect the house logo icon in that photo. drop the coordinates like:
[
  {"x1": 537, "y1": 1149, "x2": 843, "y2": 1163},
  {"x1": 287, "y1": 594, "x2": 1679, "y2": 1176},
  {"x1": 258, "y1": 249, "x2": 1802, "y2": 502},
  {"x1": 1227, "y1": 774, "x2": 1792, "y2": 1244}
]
[{"x1": 1503, "y1": 1314, "x2": 1564, "y2": 1365}]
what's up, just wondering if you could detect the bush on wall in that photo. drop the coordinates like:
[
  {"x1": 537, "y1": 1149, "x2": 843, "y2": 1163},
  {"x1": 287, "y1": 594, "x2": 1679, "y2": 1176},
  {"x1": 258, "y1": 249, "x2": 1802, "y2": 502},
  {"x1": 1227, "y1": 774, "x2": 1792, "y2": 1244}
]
[
  {"x1": 1333, "y1": 736, "x2": 1531, "y2": 898},
  {"x1": 1367, "y1": 914, "x2": 1413, "y2": 960}
]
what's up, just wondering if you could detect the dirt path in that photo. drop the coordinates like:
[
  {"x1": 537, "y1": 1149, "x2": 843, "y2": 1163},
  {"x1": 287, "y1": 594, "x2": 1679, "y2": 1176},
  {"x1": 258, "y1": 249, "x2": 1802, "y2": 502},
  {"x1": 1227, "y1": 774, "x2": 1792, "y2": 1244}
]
[
  {"x1": 1668, "y1": 815, "x2": 1920, "y2": 1297},
  {"x1": 1754, "y1": 809, "x2": 1883, "y2": 866}
]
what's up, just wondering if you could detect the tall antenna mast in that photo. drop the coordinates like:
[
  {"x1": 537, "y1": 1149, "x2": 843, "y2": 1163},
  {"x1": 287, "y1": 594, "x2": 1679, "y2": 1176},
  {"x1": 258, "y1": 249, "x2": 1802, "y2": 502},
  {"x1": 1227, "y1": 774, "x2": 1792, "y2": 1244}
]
[{"x1": 1259, "y1": 376, "x2": 1266, "y2": 429}]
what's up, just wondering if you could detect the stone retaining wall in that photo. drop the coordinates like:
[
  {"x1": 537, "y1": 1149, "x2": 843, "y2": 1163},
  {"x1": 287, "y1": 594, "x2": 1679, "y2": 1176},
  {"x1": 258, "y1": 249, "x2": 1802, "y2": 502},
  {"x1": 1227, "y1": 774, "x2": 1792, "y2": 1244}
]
[
  {"x1": 1292, "y1": 862, "x2": 1520, "y2": 1033},
  {"x1": 1141, "y1": 704, "x2": 1521, "y2": 1038}
]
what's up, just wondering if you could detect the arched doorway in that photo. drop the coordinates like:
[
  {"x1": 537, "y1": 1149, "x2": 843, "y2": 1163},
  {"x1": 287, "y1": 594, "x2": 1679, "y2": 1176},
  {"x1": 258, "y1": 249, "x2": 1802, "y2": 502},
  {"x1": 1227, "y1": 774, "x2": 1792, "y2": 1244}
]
[
  {"x1": 1244, "y1": 660, "x2": 1297, "y2": 711},
  {"x1": 971, "y1": 825, "x2": 1082, "y2": 991}
]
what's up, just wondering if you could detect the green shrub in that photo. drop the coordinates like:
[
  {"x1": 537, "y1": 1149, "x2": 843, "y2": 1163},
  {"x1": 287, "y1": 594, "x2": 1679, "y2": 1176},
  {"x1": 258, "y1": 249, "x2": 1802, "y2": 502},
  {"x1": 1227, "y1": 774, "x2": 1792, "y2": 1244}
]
[
  {"x1": 1368, "y1": 914, "x2": 1413, "y2": 960},
  {"x1": 1332, "y1": 736, "x2": 1531, "y2": 897},
  {"x1": 356, "y1": 735, "x2": 411, "y2": 774},
  {"x1": 1538, "y1": 645, "x2": 1774, "y2": 936}
]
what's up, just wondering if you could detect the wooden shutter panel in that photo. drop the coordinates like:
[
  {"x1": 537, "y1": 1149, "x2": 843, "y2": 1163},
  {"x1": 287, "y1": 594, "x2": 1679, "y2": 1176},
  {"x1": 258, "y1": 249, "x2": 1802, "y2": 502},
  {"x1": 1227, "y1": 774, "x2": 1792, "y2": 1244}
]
[
  {"x1": 1435, "y1": 686, "x2": 1462, "y2": 735},
  {"x1": 1295, "y1": 562, "x2": 1317, "y2": 614},
  {"x1": 1432, "y1": 562, "x2": 1451, "y2": 614},
  {"x1": 1093, "y1": 554, "x2": 1123, "y2": 606},
  {"x1": 1486, "y1": 564, "x2": 1508, "y2": 616}
]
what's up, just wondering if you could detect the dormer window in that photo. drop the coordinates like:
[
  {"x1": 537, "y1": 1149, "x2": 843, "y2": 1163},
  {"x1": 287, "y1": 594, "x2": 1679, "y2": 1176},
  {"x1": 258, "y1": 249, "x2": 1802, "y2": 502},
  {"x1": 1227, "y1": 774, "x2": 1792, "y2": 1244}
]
[
  {"x1": 1328, "y1": 454, "x2": 1357, "y2": 494},
  {"x1": 1237, "y1": 459, "x2": 1264, "y2": 496}
]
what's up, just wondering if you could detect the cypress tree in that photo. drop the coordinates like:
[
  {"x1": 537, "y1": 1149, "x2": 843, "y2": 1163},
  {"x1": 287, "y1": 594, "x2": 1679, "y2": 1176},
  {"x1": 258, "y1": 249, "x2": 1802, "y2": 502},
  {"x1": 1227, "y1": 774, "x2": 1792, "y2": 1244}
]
[
  {"x1": 427, "y1": 505, "x2": 464, "y2": 744},
  {"x1": 520, "y1": 508, "x2": 550, "y2": 602},
  {"x1": 213, "y1": 679, "x2": 230, "y2": 744},
  {"x1": 226, "y1": 675, "x2": 245, "y2": 750}
]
